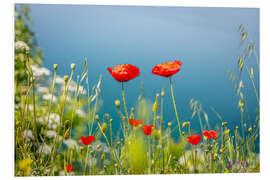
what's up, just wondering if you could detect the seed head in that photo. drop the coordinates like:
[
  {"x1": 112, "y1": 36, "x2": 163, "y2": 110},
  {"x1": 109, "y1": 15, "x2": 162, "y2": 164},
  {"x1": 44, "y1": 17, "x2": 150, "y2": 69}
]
[
  {"x1": 53, "y1": 64, "x2": 58, "y2": 70},
  {"x1": 182, "y1": 121, "x2": 190, "y2": 128},
  {"x1": 153, "y1": 129, "x2": 161, "y2": 141},
  {"x1": 95, "y1": 114, "x2": 100, "y2": 121},
  {"x1": 115, "y1": 99, "x2": 120, "y2": 108},
  {"x1": 70, "y1": 63, "x2": 76, "y2": 70},
  {"x1": 161, "y1": 90, "x2": 165, "y2": 97},
  {"x1": 222, "y1": 122, "x2": 228, "y2": 127},
  {"x1": 64, "y1": 75, "x2": 69, "y2": 83},
  {"x1": 101, "y1": 122, "x2": 107, "y2": 133}
]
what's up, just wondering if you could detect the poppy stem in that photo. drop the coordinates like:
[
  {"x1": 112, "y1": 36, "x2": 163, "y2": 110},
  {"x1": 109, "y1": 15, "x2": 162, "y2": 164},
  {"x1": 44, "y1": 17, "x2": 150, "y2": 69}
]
[
  {"x1": 169, "y1": 77, "x2": 182, "y2": 138},
  {"x1": 121, "y1": 82, "x2": 129, "y2": 135}
]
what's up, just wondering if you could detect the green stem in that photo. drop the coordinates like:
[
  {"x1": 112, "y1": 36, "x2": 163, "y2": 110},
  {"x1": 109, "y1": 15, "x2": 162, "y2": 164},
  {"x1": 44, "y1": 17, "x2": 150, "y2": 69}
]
[
  {"x1": 169, "y1": 77, "x2": 182, "y2": 138},
  {"x1": 38, "y1": 69, "x2": 57, "y2": 160},
  {"x1": 121, "y1": 82, "x2": 129, "y2": 135}
]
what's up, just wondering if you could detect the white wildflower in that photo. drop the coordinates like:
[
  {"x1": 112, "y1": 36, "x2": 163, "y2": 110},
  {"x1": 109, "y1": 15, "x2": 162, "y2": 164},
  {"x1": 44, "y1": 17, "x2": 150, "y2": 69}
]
[
  {"x1": 42, "y1": 94, "x2": 56, "y2": 103},
  {"x1": 75, "y1": 109, "x2": 86, "y2": 117},
  {"x1": 15, "y1": 41, "x2": 30, "y2": 52},
  {"x1": 23, "y1": 130, "x2": 34, "y2": 141},
  {"x1": 28, "y1": 104, "x2": 33, "y2": 111},
  {"x1": 59, "y1": 171, "x2": 74, "y2": 176},
  {"x1": 38, "y1": 144, "x2": 52, "y2": 156},
  {"x1": 37, "y1": 86, "x2": 49, "y2": 94},
  {"x1": 55, "y1": 76, "x2": 65, "y2": 84},
  {"x1": 31, "y1": 65, "x2": 50, "y2": 77},
  {"x1": 46, "y1": 130, "x2": 57, "y2": 138},
  {"x1": 64, "y1": 139, "x2": 79, "y2": 150},
  {"x1": 48, "y1": 113, "x2": 60, "y2": 130},
  {"x1": 15, "y1": 104, "x2": 20, "y2": 110},
  {"x1": 66, "y1": 81, "x2": 86, "y2": 95}
]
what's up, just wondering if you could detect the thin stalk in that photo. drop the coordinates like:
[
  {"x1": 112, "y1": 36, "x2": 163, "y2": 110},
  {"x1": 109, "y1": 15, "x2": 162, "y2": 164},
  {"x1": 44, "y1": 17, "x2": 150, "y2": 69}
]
[
  {"x1": 169, "y1": 77, "x2": 182, "y2": 138},
  {"x1": 121, "y1": 82, "x2": 129, "y2": 136},
  {"x1": 244, "y1": 64, "x2": 260, "y2": 105},
  {"x1": 38, "y1": 69, "x2": 57, "y2": 160}
]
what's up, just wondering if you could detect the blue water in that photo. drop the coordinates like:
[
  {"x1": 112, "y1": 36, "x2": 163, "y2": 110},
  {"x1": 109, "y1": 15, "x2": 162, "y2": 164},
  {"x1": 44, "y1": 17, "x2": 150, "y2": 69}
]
[{"x1": 22, "y1": 4, "x2": 259, "y2": 138}]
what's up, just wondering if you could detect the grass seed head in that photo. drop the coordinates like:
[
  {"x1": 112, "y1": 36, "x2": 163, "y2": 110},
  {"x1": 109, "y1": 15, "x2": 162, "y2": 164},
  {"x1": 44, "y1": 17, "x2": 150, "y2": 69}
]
[{"x1": 53, "y1": 64, "x2": 58, "y2": 70}]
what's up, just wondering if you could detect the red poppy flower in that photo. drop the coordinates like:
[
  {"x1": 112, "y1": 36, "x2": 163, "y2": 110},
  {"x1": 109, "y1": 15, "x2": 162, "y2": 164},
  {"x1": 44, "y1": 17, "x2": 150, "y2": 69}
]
[
  {"x1": 152, "y1": 60, "x2": 182, "y2": 77},
  {"x1": 142, "y1": 125, "x2": 154, "y2": 136},
  {"x1": 129, "y1": 119, "x2": 144, "y2": 127},
  {"x1": 107, "y1": 64, "x2": 140, "y2": 82},
  {"x1": 65, "y1": 164, "x2": 74, "y2": 173},
  {"x1": 78, "y1": 136, "x2": 96, "y2": 145},
  {"x1": 187, "y1": 134, "x2": 202, "y2": 145},
  {"x1": 202, "y1": 130, "x2": 218, "y2": 139}
]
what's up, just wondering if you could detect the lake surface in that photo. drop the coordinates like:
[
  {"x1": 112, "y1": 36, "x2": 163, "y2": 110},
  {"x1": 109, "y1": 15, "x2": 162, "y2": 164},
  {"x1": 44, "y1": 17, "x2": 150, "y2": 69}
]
[{"x1": 25, "y1": 4, "x2": 259, "y2": 139}]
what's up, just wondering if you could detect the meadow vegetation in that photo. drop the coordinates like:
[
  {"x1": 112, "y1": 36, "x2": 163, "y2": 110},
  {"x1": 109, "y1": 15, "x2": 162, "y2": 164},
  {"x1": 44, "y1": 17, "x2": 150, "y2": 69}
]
[{"x1": 14, "y1": 5, "x2": 259, "y2": 176}]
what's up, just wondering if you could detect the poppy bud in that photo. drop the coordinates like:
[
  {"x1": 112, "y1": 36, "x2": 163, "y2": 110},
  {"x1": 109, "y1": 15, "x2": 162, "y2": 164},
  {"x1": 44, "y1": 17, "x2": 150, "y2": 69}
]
[
  {"x1": 153, "y1": 129, "x2": 161, "y2": 141},
  {"x1": 90, "y1": 150, "x2": 94, "y2": 154},
  {"x1": 161, "y1": 90, "x2": 165, "y2": 97},
  {"x1": 117, "y1": 141, "x2": 120, "y2": 146},
  {"x1": 238, "y1": 100, "x2": 244, "y2": 108},
  {"x1": 64, "y1": 128, "x2": 71, "y2": 139},
  {"x1": 237, "y1": 146, "x2": 240, "y2": 151},
  {"x1": 64, "y1": 75, "x2": 69, "y2": 83},
  {"x1": 130, "y1": 107, "x2": 135, "y2": 119},
  {"x1": 250, "y1": 68, "x2": 254, "y2": 78},
  {"x1": 97, "y1": 144, "x2": 102, "y2": 149},
  {"x1": 248, "y1": 127, "x2": 252, "y2": 133},
  {"x1": 168, "y1": 122, "x2": 172, "y2": 127},
  {"x1": 200, "y1": 143, "x2": 203, "y2": 148},
  {"x1": 236, "y1": 126, "x2": 239, "y2": 129},
  {"x1": 182, "y1": 132, "x2": 185, "y2": 136},
  {"x1": 71, "y1": 63, "x2": 76, "y2": 70},
  {"x1": 182, "y1": 121, "x2": 190, "y2": 128},
  {"x1": 95, "y1": 114, "x2": 100, "y2": 121},
  {"x1": 152, "y1": 94, "x2": 159, "y2": 113},
  {"x1": 53, "y1": 64, "x2": 58, "y2": 70},
  {"x1": 114, "y1": 163, "x2": 118, "y2": 168},
  {"x1": 115, "y1": 99, "x2": 120, "y2": 108},
  {"x1": 152, "y1": 102, "x2": 158, "y2": 113},
  {"x1": 222, "y1": 122, "x2": 228, "y2": 127},
  {"x1": 104, "y1": 165, "x2": 107, "y2": 169},
  {"x1": 101, "y1": 122, "x2": 107, "y2": 133}
]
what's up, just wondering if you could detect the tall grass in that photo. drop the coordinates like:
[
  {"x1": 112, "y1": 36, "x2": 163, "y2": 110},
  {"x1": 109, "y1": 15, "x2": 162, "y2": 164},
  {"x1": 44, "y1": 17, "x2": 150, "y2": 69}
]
[{"x1": 14, "y1": 24, "x2": 259, "y2": 176}]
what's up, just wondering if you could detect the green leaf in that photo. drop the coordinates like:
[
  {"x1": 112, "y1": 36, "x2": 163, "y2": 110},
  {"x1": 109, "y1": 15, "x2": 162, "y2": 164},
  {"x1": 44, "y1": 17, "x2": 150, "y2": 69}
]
[
  {"x1": 241, "y1": 32, "x2": 247, "y2": 42},
  {"x1": 80, "y1": 58, "x2": 88, "y2": 83}
]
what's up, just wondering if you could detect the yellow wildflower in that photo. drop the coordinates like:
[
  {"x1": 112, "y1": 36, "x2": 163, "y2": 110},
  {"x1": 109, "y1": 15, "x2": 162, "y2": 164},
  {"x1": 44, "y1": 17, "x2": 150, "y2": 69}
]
[
  {"x1": 19, "y1": 158, "x2": 33, "y2": 176},
  {"x1": 224, "y1": 129, "x2": 230, "y2": 136},
  {"x1": 238, "y1": 100, "x2": 244, "y2": 108}
]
